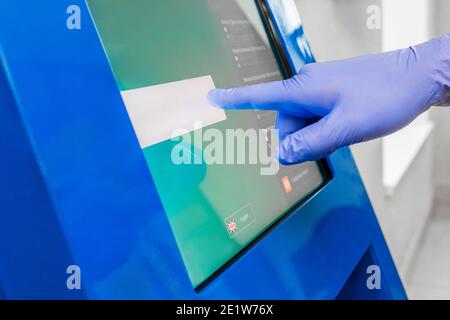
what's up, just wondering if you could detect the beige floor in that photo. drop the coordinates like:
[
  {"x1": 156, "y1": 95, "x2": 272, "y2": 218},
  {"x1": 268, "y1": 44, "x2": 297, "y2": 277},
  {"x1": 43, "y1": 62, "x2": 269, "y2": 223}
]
[{"x1": 405, "y1": 203, "x2": 450, "y2": 300}]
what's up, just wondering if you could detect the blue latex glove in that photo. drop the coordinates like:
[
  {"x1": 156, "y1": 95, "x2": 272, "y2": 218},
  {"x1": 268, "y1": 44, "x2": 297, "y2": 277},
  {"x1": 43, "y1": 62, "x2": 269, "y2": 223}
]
[{"x1": 208, "y1": 35, "x2": 450, "y2": 164}]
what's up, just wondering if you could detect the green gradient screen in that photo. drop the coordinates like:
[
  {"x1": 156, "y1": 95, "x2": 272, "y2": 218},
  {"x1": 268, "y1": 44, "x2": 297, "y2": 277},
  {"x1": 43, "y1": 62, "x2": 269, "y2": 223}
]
[{"x1": 88, "y1": 0, "x2": 327, "y2": 288}]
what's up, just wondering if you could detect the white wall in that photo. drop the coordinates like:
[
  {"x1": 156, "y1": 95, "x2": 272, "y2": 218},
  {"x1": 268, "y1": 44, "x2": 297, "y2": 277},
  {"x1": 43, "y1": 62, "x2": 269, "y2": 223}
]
[{"x1": 382, "y1": 0, "x2": 431, "y2": 51}]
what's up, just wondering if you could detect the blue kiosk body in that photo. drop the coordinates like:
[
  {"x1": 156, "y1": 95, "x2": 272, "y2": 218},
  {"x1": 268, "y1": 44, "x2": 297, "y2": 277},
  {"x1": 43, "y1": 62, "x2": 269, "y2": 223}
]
[{"x1": 0, "y1": 0, "x2": 407, "y2": 299}]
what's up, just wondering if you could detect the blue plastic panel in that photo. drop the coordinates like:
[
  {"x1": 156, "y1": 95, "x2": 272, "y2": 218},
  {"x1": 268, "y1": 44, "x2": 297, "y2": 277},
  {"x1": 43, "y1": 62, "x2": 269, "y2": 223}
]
[{"x1": 0, "y1": 0, "x2": 406, "y2": 299}]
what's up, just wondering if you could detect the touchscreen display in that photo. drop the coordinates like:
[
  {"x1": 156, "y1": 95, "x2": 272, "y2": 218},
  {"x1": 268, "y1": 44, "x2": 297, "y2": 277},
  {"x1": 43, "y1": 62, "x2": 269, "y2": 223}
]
[{"x1": 88, "y1": 0, "x2": 329, "y2": 288}]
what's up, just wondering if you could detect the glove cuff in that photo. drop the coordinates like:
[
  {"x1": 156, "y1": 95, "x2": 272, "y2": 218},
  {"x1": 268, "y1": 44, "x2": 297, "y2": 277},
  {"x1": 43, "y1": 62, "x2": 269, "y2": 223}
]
[{"x1": 429, "y1": 34, "x2": 450, "y2": 106}]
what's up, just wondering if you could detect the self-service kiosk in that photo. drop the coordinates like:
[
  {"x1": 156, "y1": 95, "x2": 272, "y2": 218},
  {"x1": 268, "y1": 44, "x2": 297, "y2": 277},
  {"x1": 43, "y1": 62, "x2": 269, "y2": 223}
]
[{"x1": 0, "y1": 0, "x2": 407, "y2": 299}]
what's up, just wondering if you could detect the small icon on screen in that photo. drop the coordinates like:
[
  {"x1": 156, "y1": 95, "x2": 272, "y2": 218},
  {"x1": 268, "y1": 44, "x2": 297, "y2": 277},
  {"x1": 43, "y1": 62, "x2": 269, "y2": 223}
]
[
  {"x1": 281, "y1": 176, "x2": 293, "y2": 194},
  {"x1": 226, "y1": 219, "x2": 238, "y2": 234},
  {"x1": 224, "y1": 204, "x2": 256, "y2": 239}
]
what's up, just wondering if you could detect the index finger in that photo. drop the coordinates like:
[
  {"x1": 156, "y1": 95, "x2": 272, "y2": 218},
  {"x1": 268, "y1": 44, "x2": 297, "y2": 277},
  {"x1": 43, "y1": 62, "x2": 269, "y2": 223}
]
[{"x1": 207, "y1": 80, "x2": 295, "y2": 112}]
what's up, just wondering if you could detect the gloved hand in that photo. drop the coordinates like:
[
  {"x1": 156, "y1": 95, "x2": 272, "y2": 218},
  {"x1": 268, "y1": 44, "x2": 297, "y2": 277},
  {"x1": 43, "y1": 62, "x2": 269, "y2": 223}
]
[{"x1": 208, "y1": 35, "x2": 450, "y2": 164}]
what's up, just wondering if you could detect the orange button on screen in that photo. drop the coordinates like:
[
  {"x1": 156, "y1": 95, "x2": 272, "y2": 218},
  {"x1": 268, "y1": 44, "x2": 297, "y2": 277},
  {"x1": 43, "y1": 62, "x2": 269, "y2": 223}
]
[{"x1": 281, "y1": 176, "x2": 293, "y2": 194}]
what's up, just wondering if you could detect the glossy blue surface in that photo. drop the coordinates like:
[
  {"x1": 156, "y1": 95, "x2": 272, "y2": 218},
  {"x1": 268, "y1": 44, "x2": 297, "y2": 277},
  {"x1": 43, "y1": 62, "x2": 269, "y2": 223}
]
[{"x1": 0, "y1": 0, "x2": 406, "y2": 299}]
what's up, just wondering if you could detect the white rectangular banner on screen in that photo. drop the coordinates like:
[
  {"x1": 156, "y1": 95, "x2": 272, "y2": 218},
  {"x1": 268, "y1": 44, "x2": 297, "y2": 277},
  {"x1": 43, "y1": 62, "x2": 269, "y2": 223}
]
[{"x1": 121, "y1": 75, "x2": 227, "y2": 148}]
